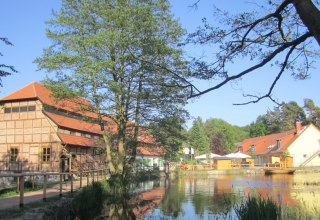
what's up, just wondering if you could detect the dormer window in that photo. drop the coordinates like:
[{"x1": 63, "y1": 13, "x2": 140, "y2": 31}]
[
  {"x1": 251, "y1": 145, "x2": 256, "y2": 152},
  {"x1": 238, "y1": 147, "x2": 243, "y2": 153}
]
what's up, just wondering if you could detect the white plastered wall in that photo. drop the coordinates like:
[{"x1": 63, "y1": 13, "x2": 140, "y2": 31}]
[{"x1": 288, "y1": 125, "x2": 320, "y2": 167}]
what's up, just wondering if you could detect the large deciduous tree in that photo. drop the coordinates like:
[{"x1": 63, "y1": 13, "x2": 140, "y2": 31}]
[
  {"x1": 148, "y1": 115, "x2": 187, "y2": 161},
  {"x1": 204, "y1": 118, "x2": 247, "y2": 154},
  {"x1": 36, "y1": 0, "x2": 189, "y2": 178},
  {"x1": 0, "y1": 37, "x2": 17, "y2": 87},
  {"x1": 187, "y1": 0, "x2": 320, "y2": 104}
]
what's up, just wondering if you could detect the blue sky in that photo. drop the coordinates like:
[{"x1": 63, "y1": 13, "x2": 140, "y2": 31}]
[{"x1": 1, "y1": 0, "x2": 319, "y2": 128}]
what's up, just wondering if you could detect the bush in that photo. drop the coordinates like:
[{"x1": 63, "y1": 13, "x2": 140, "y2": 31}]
[
  {"x1": 236, "y1": 196, "x2": 280, "y2": 220},
  {"x1": 71, "y1": 181, "x2": 108, "y2": 219}
]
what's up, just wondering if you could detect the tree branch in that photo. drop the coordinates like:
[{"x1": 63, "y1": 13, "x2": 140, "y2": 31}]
[
  {"x1": 235, "y1": 44, "x2": 297, "y2": 105},
  {"x1": 188, "y1": 32, "x2": 312, "y2": 99}
]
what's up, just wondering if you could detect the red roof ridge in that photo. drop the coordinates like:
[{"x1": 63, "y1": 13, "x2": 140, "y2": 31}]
[{"x1": 1, "y1": 81, "x2": 39, "y2": 101}]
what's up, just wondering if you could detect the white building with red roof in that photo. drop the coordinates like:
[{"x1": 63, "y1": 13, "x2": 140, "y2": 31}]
[{"x1": 237, "y1": 122, "x2": 320, "y2": 167}]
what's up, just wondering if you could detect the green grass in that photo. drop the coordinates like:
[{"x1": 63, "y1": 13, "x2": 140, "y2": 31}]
[
  {"x1": 0, "y1": 181, "x2": 59, "y2": 198},
  {"x1": 0, "y1": 186, "x2": 43, "y2": 198}
]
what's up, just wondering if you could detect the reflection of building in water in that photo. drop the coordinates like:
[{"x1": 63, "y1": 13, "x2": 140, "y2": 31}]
[
  {"x1": 181, "y1": 177, "x2": 216, "y2": 195},
  {"x1": 133, "y1": 187, "x2": 166, "y2": 218},
  {"x1": 212, "y1": 175, "x2": 297, "y2": 207}
]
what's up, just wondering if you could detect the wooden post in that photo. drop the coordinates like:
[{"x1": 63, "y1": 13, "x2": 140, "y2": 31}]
[
  {"x1": 31, "y1": 176, "x2": 35, "y2": 190},
  {"x1": 59, "y1": 174, "x2": 63, "y2": 197},
  {"x1": 70, "y1": 173, "x2": 73, "y2": 193},
  {"x1": 16, "y1": 176, "x2": 20, "y2": 193},
  {"x1": 43, "y1": 174, "x2": 47, "y2": 202},
  {"x1": 92, "y1": 171, "x2": 95, "y2": 183},
  {"x1": 87, "y1": 171, "x2": 89, "y2": 186},
  {"x1": 19, "y1": 175, "x2": 24, "y2": 208},
  {"x1": 80, "y1": 171, "x2": 82, "y2": 188}
]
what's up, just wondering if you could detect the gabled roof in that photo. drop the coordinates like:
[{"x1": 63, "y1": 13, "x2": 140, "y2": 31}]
[
  {"x1": 45, "y1": 111, "x2": 102, "y2": 135},
  {"x1": 0, "y1": 82, "x2": 98, "y2": 118},
  {"x1": 59, "y1": 133, "x2": 100, "y2": 148},
  {"x1": 239, "y1": 125, "x2": 310, "y2": 156}
]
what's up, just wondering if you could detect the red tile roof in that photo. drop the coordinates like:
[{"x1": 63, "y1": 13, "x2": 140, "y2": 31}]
[
  {"x1": 137, "y1": 147, "x2": 164, "y2": 156},
  {"x1": 0, "y1": 82, "x2": 109, "y2": 120},
  {"x1": 45, "y1": 111, "x2": 102, "y2": 135},
  {"x1": 59, "y1": 133, "x2": 100, "y2": 147},
  {"x1": 238, "y1": 125, "x2": 309, "y2": 156}
]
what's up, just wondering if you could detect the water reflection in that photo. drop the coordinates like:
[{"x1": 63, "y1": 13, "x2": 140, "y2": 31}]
[{"x1": 144, "y1": 173, "x2": 320, "y2": 219}]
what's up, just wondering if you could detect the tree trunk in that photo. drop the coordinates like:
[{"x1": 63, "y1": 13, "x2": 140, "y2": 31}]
[
  {"x1": 103, "y1": 133, "x2": 116, "y2": 174},
  {"x1": 293, "y1": 0, "x2": 320, "y2": 45}
]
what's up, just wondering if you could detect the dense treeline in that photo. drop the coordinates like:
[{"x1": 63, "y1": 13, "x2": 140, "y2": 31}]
[
  {"x1": 185, "y1": 99, "x2": 320, "y2": 156},
  {"x1": 248, "y1": 99, "x2": 320, "y2": 137}
]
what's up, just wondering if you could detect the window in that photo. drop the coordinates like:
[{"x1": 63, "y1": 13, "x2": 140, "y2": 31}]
[
  {"x1": 10, "y1": 148, "x2": 18, "y2": 162},
  {"x1": 4, "y1": 105, "x2": 36, "y2": 113},
  {"x1": 12, "y1": 107, "x2": 19, "y2": 113},
  {"x1": 28, "y1": 105, "x2": 36, "y2": 111},
  {"x1": 42, "y1": 147, "x2": 51, "y2": 163},
  {"x1": 4, "y1": 108, "x2": 11, "y2": 113},
  {"x1": 238, "y1": 147, "x2": 243, "y2": 153},
  {"x1": 20, "y1": 106, "x2": 28, "y2": 112},
  {"x1": 250, "y1": 145, "x2": 256, "y2": 152}
]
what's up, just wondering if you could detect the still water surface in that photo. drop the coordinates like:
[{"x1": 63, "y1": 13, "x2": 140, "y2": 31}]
[{"x1": 143, "y1": 173, "x2": 320, "y2": 219}]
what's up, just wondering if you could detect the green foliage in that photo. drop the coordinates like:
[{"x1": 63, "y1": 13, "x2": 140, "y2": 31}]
[
  {"x1": 36, "y1": 0, "x2": 190, "y2": 176},
  {"x1": 304, "y1": 98, "x2": 320, "y2": 128},
  {"x1": 0, "y1": 181, "x2": 41, "y2": 198},
  {"x1": 204, "y1": 118, "x2": 248, "y2": 154},
  {"x1": 0, "y1": 37, "x2": 17, "y2": 86},
  {"x1": 148, "y1": 115, "x2": 188, "y2": 160},
  {"x1": 248, "y1": 100, "x2": 320, "y2": 137},
  {"x1": 248, "y1": 119, "x2": 267, "y2": 138},
  {"x1": 160, "y1": 180, "x2": 186, "y2": 218},
  {"x1": 236, "y1": 196, "x2": 281, "y2": 220},
  {"x1": 71, "y1": 181, "x2": 108, "y2": 219},
  {"x1": 189, "y1": 117, "x2": 209, "y2": 154}
]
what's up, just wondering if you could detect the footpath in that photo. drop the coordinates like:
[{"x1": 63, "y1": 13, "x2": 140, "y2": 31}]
[{"x1": 0, "y1": 178, "x2": 91, "y2": 210}]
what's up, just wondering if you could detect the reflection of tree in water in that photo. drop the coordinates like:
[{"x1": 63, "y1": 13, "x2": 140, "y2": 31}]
[
  {"x1": 191, "y1": 188, "x2": 239, "y2": 217},
  {"x1": 192, "y1": 193, "x2": 210, "y2": 217},
  {"x1": 209, "y1": 192, "x2": 239, "y2": 214},
  {"x1": 71, "y1": 180, "x2": 166, "y2": 219},
  {"x1": 160, "y1": 181, "x2": 186, "y2": 218}
]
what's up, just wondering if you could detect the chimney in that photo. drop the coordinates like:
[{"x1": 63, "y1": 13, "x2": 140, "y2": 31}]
[
  {"x1": 276, "y1": 139, "x2": 281, "y2": 150},
  {"x1": 295, "y1": 121, "x2": 302, "y2": 134}
]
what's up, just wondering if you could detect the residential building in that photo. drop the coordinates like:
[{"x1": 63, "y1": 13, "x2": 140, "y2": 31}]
[
  {"x1": 0, "y1": 82, "x2": 162, "y2": 173},
  {"x1": 135, "y1": 146, "x2": 164, "y2": 171},
  {"x1": 237, "y1": 122, "x2": 320, "y2": 167}
]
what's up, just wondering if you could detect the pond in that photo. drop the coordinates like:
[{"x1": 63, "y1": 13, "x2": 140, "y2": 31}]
[{"x1": 143, "y1": 173, "x2": 320, "y2": 219}]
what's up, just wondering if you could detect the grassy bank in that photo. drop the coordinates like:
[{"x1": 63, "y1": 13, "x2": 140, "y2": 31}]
[{"x1": 236, "y1": 195, "x2": 320, "y2": 220}]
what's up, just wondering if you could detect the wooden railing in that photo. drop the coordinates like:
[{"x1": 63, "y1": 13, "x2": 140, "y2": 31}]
[{"x1": 0, "y1": 169, "x2": 107, "y2": 208}]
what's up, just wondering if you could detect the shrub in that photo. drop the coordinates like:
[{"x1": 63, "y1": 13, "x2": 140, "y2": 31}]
[
  {"x1": 236, "y1": 196, "x2": 281, "y2": 220},
  {"x1": 70, "y1": 181, "x2": 107, "y2": 219}
]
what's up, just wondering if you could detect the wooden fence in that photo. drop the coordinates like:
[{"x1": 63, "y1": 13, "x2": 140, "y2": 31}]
[{"x1": 0, "y1": 169, "x2": 107, "y2": 208}]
